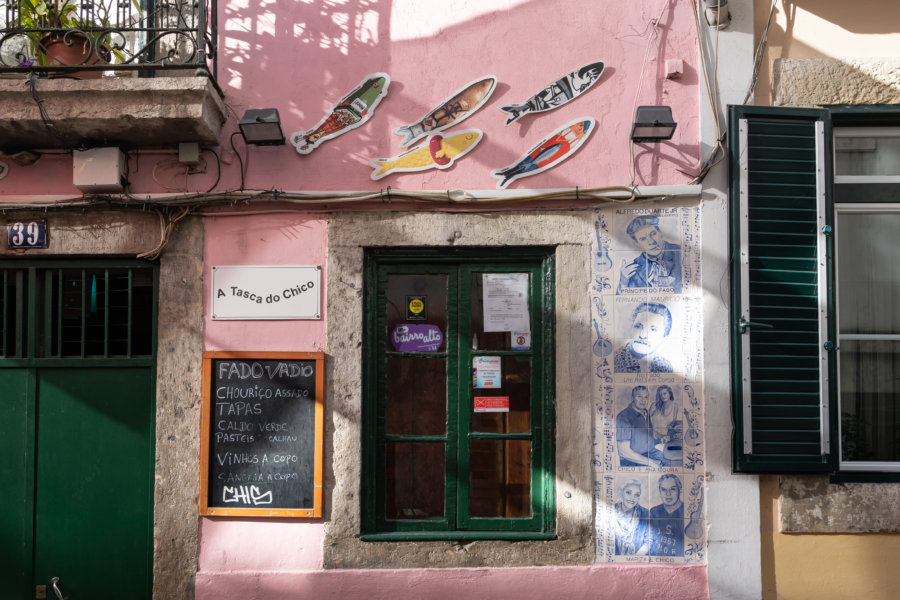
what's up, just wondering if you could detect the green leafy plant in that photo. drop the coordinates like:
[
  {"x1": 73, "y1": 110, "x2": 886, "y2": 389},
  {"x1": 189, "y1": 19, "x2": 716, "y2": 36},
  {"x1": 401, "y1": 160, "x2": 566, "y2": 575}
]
[{"x1": 11, "y1": 0, "x2": 141, "y2": 66}]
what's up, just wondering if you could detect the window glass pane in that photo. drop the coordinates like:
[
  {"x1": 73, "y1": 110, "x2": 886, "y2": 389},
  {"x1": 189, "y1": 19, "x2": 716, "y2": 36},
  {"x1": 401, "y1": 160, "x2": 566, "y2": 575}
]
[
  {"x1": 837, "y1": 212, "x2": 900, "y2": 335},
  {"x1": 469, "y1": 440, "x2": 531, "y2": 518},
  {"x1": 386, "y1": 274, "x2": 447, "y2": 353},
  {"x1": 840, "y1": 340, "x2": 900, "y2": 462},
  {"x1": 470, "y1": 272, "x2": 531, "y2": 351},
  {"x1": 385, "y1": 357, "x2": 446, "y2": 435},
  {"x1": 835, "y1": 136, "x2": 900, "y2": 176},
  {"x1": 385, "y1": 442, "x2": 445, "y2": 520},
  {"x1": 472, "y1": 357, "x2": 530, "y2": 433}
]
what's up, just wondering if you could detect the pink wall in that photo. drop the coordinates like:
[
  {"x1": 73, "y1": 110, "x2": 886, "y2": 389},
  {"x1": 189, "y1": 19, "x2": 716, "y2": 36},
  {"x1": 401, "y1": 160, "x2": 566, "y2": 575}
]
[
  {"x1": 196, "y1": 564, "x2": 709, "y2": 600},
  {"x1": 201, "y1": 211, "x2": 328, "y2": 570},
  {"x1": 199, "y1": 1, "x2": 704, "y2": 595},
  {"x1": 223, "y1": 0, "x2": 699, "y2": 192},
  {"x1": 203, "y1": 212, "x2": 327, "y2": 353},
  {"x1": 0, "y1": 0, "x2": 699, "y2": 198}
]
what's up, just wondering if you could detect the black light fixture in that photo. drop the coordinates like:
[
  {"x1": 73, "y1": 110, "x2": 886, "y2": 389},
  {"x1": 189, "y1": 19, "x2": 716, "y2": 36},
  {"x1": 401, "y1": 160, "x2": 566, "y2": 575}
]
[
  {"x1": 630, "y1": 106, "x2": 677, "y2": 143},
  {"x1": 238, "y1": 108, "x2": 285, "y2": 146}
]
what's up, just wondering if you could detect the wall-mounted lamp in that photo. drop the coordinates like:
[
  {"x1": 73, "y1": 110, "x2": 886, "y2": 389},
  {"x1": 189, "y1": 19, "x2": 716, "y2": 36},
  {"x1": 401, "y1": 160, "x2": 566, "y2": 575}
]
[
  {"x1": 238, "y1": 109, "x2": 285, "y2": 146},
  {"x1": 703, "y1": 0, "x2": 731, "y2": 29},
  {"x1": 630, "y1": 106, "x2": 677, "y2": 143}
]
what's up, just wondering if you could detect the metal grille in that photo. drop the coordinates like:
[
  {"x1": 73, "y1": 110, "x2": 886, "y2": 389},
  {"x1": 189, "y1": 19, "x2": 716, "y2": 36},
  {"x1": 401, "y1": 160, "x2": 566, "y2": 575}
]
[
  {"x1": 0, "y1": 0, "x2": 217, "y2": 78},
  {"x1": 1, "y1": 264, "x2": 155, "y2": 359}
]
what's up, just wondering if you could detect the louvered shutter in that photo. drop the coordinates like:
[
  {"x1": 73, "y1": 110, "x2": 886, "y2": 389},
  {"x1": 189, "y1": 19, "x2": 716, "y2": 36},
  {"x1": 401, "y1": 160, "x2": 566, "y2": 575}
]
[{"x1": 729, "y1": 106, "x2": 837, "y2": 473}]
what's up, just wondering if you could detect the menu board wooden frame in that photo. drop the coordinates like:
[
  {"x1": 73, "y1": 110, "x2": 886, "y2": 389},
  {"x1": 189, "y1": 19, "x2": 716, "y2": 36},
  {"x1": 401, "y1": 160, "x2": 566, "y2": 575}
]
[{"x1": 200, "y1": 351, "x2": 324, "y2": 517}]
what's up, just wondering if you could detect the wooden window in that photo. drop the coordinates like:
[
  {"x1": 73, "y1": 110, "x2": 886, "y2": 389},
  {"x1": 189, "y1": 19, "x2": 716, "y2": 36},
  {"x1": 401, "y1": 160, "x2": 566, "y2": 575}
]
[{"x1": 361, "y1": 247, "x2": 555, "y2": 539}]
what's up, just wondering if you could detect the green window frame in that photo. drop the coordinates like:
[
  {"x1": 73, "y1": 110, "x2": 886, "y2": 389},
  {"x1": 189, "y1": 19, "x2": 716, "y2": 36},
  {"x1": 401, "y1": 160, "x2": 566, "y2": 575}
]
[
  {"x1": 361, "y1": 247, "x2": 555, "y2": 540},
  {"x1": 730, "y1": 104, "x2": 900, "y2": 479}
]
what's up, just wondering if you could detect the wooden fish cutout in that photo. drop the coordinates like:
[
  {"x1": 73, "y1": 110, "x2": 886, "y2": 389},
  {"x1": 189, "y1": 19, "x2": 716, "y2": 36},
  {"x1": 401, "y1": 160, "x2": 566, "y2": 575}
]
[
  {"x1": 490, "y1": 117, "x2": 595, "y2": 189},
  {"x1": 290, "y1": 73, "x2": 391, "y2": 155},
  {"x1": 499, "y1": 62, "x2": 605, "y2": 126},
  {"x1": 395, "y1": 76, "x2": 496, "y2": 147},
  {"x1": 370, "y1": 129, "x2": 483, "y2": 180}
]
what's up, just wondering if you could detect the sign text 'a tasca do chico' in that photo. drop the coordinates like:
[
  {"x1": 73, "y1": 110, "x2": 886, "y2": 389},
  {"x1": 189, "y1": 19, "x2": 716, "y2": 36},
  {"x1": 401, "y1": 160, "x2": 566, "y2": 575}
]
[{"x1": 212, "y1": 265, "x2": 321, "y2": 320}]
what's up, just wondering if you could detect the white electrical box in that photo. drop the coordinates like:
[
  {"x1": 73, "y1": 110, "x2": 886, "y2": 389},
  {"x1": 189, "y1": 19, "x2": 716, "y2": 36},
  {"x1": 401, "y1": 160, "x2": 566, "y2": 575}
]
[{"x1": 73, "y1": 147, "x2": 126, "y2": 193}]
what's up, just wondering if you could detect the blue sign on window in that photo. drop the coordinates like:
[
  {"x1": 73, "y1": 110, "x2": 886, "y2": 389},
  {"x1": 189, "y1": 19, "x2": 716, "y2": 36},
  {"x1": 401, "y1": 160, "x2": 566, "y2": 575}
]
[{"x1": 7, "y1": 220, "x2": 48, "y2": 249}]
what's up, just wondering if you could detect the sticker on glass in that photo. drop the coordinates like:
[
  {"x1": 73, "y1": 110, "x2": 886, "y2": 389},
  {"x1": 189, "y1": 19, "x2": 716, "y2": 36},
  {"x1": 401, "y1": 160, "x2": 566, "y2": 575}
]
[
  {"x1": 474, "y1": 396, "x2": 510, "y2": 413},
  {"x1": 511, "y1": 331, "x2": 531, "y2": 350},
  {"x1": 473, "y1": 356, "x2": 502, "y2": 388},
  {"x1": 406, "y1": 295, "x2": 427, "y2": 321},
  {"x1": 391, "y1": 324, "x2": 443, "y2": 352}
]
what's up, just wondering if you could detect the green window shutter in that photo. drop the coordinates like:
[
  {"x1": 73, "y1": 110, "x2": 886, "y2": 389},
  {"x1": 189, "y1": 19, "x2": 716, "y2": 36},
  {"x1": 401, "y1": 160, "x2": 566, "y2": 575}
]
[{"x1": 730, "y1": 106, "x2": 837, "y2": 473}]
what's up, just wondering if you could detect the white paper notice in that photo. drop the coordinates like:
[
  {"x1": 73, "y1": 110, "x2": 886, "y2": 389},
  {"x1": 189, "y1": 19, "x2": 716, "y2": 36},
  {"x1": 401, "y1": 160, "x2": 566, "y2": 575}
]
[{"x1": 483, "y1": 273, "x2": 530, "y2": 332}]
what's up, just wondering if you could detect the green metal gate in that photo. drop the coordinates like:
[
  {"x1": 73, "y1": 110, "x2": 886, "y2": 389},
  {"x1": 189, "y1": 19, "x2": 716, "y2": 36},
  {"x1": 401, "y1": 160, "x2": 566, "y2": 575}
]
[{"x1": 0, "y1": 261, "x2": 157, "y2": 600}]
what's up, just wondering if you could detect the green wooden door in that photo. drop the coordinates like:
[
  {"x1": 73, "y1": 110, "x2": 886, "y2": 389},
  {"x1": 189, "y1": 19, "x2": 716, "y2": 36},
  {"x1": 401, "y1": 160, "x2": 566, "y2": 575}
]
[
  {"x1": 33, "y1": 367, "x2": 154, "y2": 600},
  {"x1": 0, "y1": 262, "x2": 156, "y2": 600}
]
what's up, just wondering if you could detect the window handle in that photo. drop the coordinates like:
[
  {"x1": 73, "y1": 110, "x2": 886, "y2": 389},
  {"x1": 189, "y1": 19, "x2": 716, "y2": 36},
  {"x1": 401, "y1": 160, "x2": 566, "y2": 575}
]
[{"x1": 738, "y1": 316, "x2": 774, "y2": 334}]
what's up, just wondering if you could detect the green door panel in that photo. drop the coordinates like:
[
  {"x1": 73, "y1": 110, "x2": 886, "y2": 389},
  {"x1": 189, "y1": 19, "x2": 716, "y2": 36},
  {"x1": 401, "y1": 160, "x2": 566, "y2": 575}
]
[
  {"x1": 33, "y1": 367, "x2": 154, "y2": 600},
  {"x1": 0, "y1": 368, "x2": 34, "y2": 600}
]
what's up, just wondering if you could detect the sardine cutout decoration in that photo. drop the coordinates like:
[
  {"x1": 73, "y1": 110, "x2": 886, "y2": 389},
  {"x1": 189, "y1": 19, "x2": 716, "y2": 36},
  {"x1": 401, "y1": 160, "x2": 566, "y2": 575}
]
[
  {"x1": 490, "y1": 118, "x2": 595, "y2": 190},
  {"x1": 370, "y1": 130, "x2": 483, "y2": 180},
  {"x1": 290, "y1": 73, "x2": 391, "y2": 155},
  {"x1": 394, "y1": 76, "x2": 497, "y2": 147},
  {"x1": 499, "y1": 62, "x2": 605, "y2": 126}
]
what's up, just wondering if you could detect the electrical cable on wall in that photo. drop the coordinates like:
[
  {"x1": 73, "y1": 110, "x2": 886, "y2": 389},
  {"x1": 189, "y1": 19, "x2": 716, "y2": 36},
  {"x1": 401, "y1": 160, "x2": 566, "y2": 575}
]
[{"x1": 744, "y1": 0, "x2": 778, "y2": 105}]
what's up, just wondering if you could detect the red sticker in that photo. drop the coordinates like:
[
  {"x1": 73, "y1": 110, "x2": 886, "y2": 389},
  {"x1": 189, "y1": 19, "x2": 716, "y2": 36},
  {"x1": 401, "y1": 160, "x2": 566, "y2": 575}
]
[{"x1": 474, "y1": 396, "x2": 510, "y2": 413}]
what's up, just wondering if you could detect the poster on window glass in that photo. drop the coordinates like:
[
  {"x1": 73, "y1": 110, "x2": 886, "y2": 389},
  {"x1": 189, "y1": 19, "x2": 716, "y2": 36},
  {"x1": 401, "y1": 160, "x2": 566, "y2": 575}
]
[
  {"x1": 473, "y1": 356, "x2": 502, "y2": 388},
  {"x1": 483, "y1": 273, "x2": 530, "y2": 332}
]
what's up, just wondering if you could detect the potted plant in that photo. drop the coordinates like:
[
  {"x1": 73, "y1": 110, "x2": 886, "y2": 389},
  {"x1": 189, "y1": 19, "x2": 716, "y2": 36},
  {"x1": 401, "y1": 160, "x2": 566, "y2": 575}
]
[{"x1": 12, "y1": 0, "x2": 134, "y2": 76}]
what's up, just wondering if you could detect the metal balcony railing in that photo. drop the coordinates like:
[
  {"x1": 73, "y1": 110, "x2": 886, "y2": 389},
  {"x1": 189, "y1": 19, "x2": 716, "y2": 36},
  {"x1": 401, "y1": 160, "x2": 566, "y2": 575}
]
[{"x1": 0, "y1": 0, "x2": 216, "y2": 78}]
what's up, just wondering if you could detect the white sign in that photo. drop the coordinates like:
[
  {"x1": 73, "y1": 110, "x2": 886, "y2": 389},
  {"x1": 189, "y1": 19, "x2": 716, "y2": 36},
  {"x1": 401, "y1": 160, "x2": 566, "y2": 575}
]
[
  {"x1": 483, "y1": 273, "x2": 530, "y2": 332},
  {"x1": 211, "y1": 265, "x2": 321, "y2": 320}
]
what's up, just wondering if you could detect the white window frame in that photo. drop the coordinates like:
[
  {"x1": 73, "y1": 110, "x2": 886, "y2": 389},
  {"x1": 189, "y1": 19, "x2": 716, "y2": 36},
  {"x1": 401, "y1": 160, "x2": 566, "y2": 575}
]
[{"x1": 834, "y1": 126, "x2": 900, "y2": 471}]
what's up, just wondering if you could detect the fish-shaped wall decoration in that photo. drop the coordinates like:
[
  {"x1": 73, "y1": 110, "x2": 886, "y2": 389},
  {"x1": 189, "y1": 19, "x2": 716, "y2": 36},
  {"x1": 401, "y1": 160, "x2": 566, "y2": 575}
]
[
  {"x1": 499, "y1": 62, "x2": 605, "y2": 126},
  {"x1": 290, "y1": 73, "x2": 391, "y2": 155},
  {"x1": 490, "y1": 117, "x2": 595, "y2": 189},
  {"x1": 394, "y1": 76, "x2": 496, "y2": 147},
  {"x1": 370, "y1": 130, "x2": 483, "y2": 180}
]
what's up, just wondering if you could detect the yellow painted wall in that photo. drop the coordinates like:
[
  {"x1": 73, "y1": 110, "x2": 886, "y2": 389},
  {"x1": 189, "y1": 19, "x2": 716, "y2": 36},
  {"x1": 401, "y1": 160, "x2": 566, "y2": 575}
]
[
  {"x1": 760, "y1": 477, "x2": 900, "y2": 600},
  {"x1": 753, "y1": 0, "x2": 900, "y2": 104}
]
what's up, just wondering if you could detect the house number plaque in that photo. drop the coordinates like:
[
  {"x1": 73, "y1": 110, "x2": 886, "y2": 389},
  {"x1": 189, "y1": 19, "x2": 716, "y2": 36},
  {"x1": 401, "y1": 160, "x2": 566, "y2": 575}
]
[{"x1": 7, "y1": 220, "x2": 48, "y2": 249}]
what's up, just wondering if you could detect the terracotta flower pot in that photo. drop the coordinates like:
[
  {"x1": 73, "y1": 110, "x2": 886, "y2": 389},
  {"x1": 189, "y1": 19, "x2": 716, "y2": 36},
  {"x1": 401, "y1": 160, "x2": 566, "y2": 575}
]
[{"x1": 40, "y1": 32, "x2": 111, "y2": 79}]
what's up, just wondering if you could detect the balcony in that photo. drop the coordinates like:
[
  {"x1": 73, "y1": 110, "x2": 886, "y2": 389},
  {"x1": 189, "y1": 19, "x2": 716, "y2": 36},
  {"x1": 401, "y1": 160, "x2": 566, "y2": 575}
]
[{"x1": 0, "y1": 0, "x2": 225, "y2": 150}]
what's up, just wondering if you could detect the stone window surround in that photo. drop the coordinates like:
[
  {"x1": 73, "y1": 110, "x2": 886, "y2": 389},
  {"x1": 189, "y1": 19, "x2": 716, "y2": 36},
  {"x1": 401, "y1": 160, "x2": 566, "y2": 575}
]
[{"x1": 324, "y1": 210, "x2": 595, "y2": 568}]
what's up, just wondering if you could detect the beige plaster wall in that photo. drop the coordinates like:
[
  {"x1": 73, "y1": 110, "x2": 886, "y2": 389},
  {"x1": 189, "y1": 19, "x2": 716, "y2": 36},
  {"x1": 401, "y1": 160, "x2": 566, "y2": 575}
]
[
  {"x1": 754, "y1": 0, "x2": 900, "y2": 105},
  {"x1": 324, "y1": 210, "x2": 595, "y2": 568},
  {"x1": 760, "y1": 477, "x2": 900, "y2": 600}
]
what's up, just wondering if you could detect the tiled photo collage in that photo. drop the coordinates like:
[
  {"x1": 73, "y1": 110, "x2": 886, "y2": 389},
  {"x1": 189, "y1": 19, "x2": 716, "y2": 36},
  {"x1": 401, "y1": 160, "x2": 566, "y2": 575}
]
[{"x1": 591, "y1": 205, "x2": 706, "y2": 564}]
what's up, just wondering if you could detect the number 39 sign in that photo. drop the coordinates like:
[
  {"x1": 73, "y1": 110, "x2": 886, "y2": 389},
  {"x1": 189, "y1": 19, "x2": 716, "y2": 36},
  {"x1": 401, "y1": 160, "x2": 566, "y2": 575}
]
[{"x1": 7, "y1": 220, "x2": 48, "y2": 249}]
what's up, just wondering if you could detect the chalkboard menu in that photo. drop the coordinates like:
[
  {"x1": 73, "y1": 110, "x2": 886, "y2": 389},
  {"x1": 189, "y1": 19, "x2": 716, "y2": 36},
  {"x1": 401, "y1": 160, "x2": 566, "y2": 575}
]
[{"x1": 200, "y1": 351, "x2": 324, "y2": 517}]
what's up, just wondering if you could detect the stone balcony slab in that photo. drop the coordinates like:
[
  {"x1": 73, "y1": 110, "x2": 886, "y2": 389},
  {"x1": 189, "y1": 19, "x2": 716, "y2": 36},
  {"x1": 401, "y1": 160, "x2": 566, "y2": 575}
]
[{"x1": 0, "y1": 76, "x2": 226, "y2": 150}]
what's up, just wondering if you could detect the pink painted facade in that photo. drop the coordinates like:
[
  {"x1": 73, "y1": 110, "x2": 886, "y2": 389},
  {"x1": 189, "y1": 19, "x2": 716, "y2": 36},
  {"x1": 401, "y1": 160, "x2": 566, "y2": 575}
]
[
  {"x1": 0, "y1": 1, "x2": 709, "y2": 598},
  {"x1": 0, "y1": 1, "x2": 699, "y2": 197},
  {"x1": 197, "y1": 1, "x2": 704, "y2": 598}
]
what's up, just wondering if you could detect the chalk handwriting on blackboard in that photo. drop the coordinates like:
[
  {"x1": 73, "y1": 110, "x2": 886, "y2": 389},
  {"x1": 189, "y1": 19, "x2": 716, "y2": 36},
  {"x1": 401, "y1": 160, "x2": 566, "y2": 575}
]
[
  {"x1": 218, "y1": 361, "x2": 315, "y2": 380},
  {"x1": 206, "y1": 356, "x2": 319, "y2": 512},
  {"x1": 223, "y1": 485, "x2": 273, "y2": 505}
]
